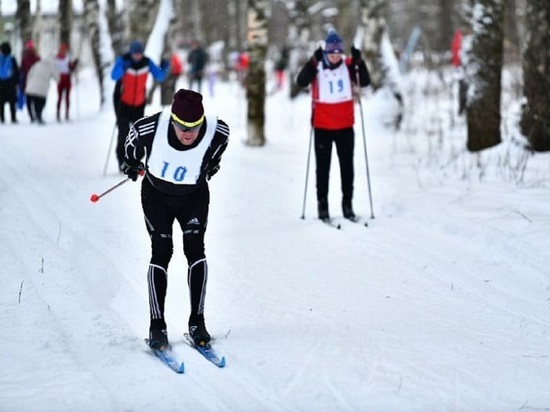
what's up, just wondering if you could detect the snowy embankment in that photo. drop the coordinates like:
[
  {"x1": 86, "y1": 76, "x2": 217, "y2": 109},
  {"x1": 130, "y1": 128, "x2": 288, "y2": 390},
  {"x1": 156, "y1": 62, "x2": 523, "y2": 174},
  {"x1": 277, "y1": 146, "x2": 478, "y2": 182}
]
[{"x1": 1, "y1": 68, "x2": 549, "y2": 411}]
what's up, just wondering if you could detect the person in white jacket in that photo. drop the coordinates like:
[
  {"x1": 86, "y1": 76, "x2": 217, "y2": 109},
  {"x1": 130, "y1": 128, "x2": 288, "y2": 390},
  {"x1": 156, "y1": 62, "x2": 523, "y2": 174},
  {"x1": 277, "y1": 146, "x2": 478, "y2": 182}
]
[{"x1": 25, "y1": 58, "x2": 59, "y2": 124}]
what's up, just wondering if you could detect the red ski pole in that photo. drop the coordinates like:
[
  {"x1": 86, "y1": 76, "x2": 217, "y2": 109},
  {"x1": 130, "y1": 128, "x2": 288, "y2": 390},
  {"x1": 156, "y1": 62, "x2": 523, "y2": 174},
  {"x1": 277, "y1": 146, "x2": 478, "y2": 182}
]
[{"x1": 90, "y1": 170, "x2": 144, "y2": 203}]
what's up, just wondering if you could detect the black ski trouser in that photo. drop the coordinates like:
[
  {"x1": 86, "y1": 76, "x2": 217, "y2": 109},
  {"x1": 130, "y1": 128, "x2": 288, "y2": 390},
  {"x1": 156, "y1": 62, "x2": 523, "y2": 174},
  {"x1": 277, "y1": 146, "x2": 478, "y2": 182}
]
[
  {"x1": 26, "y1": 94, "x2": 46, "y2": 123},
  {"x1": 116, "y1": 102, "x2": 145, "y2": 169},
  {"x1": 141, "y1": 178, "x2": 210, "y2": 329},
  {"x1": 314, "y1": 127, "x2": 355, "y2": 203},
  {"x1": 0, "y1": 82, "x2": 17, "y2": 122}
]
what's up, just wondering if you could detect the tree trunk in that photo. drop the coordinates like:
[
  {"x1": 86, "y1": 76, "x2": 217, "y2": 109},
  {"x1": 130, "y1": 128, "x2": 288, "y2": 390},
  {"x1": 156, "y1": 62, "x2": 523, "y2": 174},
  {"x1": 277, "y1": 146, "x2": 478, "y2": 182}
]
[
  {"x1": 520, "y1": 0, "x2": 550, "y2": 151},
  {"x1": 286, "y1": 0, "x2": 312, "y2": 99},
  {"x1": 128, "y1": 0, "x2": 160, "y2": 43},
  {"x1": 465, "y1": 0, "x2": 504, "y2": 152},
  {"x1": 32, "y1": 0, "x2": 43, "y2": 48},
  {"x1": 337, "y1": 0, "x2": 356, "y2": 43},
  {"x1": 245, "y1": 0, "x2": 268, "y2": 147},
  {"x1": 16, "y1": 0, "x2": 33, "y2": 45},
  {"x1": 83, "y1": 0, "x2": 105, "y2": 107},
  {"x1": 106, "y1": 0, "x2": 126, "y2": 56},
  {"x1": 59, "y1": 0, "x2": 73, "y2": 48},
  {"x1": 439, "y1": 0, "x2": 455, "y2": 53},
  {"x1": 358, "y1": 0, "x2": 385, "y2": 90},
  {"x1": 503, "y1": 0, "x2": 520, "y2": 62}
]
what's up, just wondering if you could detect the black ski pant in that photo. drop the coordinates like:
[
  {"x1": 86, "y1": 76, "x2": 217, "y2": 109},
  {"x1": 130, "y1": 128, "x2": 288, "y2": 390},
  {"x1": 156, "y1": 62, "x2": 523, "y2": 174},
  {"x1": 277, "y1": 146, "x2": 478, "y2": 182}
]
[
  {"x1": 26, "y1": 94, "x2": 46, "y2": 123},
  {"x1": 116, "y1": 102, "x2": 145, "y2": 169},
  {"x1": 0, "y1": 82, "x2": 17, "y2": 123},
  {"x1": 141, "y1": 177, "x2": 210, "y2": 330},
  {"x1": 314, "y1": 127, "x2": 355, "y2": 203}
]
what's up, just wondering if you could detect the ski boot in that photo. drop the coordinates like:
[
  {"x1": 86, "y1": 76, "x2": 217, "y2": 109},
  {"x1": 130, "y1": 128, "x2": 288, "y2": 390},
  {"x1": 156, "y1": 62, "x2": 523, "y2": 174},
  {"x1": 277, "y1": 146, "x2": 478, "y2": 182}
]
[{"x1": 189, "y1": 315, "x2": 211, "y2": 347}]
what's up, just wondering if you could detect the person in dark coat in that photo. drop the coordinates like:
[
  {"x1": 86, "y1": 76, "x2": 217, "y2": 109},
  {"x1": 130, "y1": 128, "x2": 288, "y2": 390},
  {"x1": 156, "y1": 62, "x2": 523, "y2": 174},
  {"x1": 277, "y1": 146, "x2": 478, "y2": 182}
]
[
  {"x1": 187, "y1": 40, "x2": 208, "y2": 93},
  {"x1": 0, "y1": 42, "x2": 20, "y2": 124}
]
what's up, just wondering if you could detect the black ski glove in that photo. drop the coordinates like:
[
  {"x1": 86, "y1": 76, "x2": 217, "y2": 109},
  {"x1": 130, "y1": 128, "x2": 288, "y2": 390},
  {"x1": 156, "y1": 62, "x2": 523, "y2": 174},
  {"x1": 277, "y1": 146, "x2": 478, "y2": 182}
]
[
  {"x1": 121, "y1": 161, "x2": 144, "y2": 181},
  {"x1": 313, "y1": 47, "x2": 323, "y2": 63},
  {"x1": 206, "y1": 163, "x2": 220, "y2": 181},
  {"x1": 351, "y1": 45, "x2": 362, "y2": 64}
]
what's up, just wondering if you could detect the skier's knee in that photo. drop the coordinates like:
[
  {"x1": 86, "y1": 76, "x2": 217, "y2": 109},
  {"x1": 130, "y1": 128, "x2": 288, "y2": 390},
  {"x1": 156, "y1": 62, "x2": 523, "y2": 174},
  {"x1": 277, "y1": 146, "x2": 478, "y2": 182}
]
[{"x1": 150, "y1": 234, "x2": 173, "y2": 267}]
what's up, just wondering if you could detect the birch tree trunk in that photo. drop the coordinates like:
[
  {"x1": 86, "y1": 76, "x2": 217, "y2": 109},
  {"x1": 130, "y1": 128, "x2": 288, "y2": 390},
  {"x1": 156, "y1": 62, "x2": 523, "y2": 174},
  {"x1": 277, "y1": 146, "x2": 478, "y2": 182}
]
[
  {"x1": 358, "y1": 0, "x2": 386, "y2": 90},
  {"x1": 286, "y1": 0, "x2": 312, "y2": 99},
  {"x1": 59, "y1": 0, "x2": 73, "y2": 48},
  {"x1": 465, "y1": 0, "x2": 504, "y2": 152},
  {"x1": 32, "y1": 0, "x2": 43, "y2": 48},
  {"x1": 83, "y1": 0, "x2": 106, "y2": 107},
  {"x1": 358, "y1": 0, "x2": 403, "y2": 128},
  {"x1": 128, "y1": 0, "x2": 160, "y2": 43},
  {"x1": 520, "y1": 0, "x2": 550, "y2": 151},
  {"x1": 245, "y1": 0, "x2": 268, "y2": 147},
  {"x1": 106, "y1": 0, "x2": 126, "y2": 55}
]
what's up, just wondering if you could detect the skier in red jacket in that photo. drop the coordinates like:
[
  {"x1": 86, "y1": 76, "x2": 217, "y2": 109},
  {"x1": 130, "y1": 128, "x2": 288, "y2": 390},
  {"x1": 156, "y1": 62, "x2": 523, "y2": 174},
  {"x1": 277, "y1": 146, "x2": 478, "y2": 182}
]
[{"x1": 296, "y1": 30, "x2": 371, "y2": 221}]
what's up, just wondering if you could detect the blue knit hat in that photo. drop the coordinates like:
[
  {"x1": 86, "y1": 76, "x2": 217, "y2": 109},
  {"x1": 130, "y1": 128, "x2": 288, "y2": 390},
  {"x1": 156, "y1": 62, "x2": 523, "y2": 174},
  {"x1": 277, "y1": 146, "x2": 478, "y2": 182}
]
[
  {"x1": 129, "y1": 40, "x2": 144, "y2": 54},
  {"x1": 324, "y1": 30, "x2": 344, "y2": 54}
]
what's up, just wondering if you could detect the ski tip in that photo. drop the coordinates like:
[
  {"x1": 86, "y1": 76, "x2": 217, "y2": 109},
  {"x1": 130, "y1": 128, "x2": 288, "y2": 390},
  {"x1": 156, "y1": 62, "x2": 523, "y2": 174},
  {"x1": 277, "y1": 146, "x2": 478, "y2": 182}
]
[
  {"x1": 218, "y1": 356, "x2": 226, "y2": 368},
  {"x1": 177, "y1": 362, "x2": 185, "y2": 374}
]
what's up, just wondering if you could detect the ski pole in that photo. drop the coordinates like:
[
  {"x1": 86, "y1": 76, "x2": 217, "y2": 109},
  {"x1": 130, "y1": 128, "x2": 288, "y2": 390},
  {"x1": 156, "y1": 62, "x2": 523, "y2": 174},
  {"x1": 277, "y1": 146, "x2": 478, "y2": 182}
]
[
  {"x1": 300, "y1": 126, "x2": 314, "y2": 219},
  {"x1": 355, "y1": 68, "x2": 375, "y2": 219},
  {"x1": 102, "y1": 121, "x2": 117, "y2": 176},
  {"x1": 90, "y1": 170, "x2": 144, "y2": 203}
]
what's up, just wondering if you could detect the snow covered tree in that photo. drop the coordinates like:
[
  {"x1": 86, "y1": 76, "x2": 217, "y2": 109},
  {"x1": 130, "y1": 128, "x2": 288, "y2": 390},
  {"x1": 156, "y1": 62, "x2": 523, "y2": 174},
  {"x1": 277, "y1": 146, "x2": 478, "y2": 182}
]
[
  {"x1": 520, "y1": 0, "x2": 550, "y2": 151},
  {"x1": 464, "y1": 0, "x2": 504, "y2": 152},
  {"x1": 128, "y1": 0, "x2": 160, "y2": 44},
  {"x1": 245, "y1": 0, "x2": 268, "y2": 146},
  {"x1": 83, "y1": 0, "x2": 106, "y2": 107},
  {"x1": 358, "y1": 0, "x2": 387, "y2": 91},
  {"x1": 358, "y1": 0, "x2": 403, "y2": 129},
  {"x1": 286, "y1": 0, "x2": 313, "y2": 99},
  {"x1": 106, "y1": 0, "x2": 125, "y2": 56},
  {"x1": 59, "y1": 0, "x2": 73, "y2": 48}
]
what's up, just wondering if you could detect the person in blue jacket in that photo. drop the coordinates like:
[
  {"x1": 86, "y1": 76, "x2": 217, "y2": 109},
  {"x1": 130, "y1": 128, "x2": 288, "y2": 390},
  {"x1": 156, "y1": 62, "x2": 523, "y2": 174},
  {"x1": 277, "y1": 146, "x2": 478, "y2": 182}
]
[
  {"x1": 111, "y1": 40, "x2": 168, "y2": 169},
  {"x1": 0, "y1": 42, "x2": 20, "y2": 124}
]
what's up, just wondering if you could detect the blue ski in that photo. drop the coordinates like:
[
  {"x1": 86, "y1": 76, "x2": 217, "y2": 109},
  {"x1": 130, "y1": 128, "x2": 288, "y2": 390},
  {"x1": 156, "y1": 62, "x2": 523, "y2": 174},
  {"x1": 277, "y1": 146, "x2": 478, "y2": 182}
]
[
  {"x1": 184, "y1": 334, "x2": 226, "y2": 368},
  {"x1": 145, "y1": 339, "x2": 185, "y2": 374}
]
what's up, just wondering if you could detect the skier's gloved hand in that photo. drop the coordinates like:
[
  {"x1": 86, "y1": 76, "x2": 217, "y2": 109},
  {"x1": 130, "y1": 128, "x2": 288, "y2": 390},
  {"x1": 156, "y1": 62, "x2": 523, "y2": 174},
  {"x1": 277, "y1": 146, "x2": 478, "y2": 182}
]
[
  {"x1": 350, "y1": 45, "x2": 362, "y2": 64},
  {"x1": 121, "y1": 161, "x2": 144, "y2": 181},
  {"x1": 206, "y1": 163, "x2": 220, "y2": 181},
  {"x1": 313, "y1": 47, "x2": 323, "y2": 63}
]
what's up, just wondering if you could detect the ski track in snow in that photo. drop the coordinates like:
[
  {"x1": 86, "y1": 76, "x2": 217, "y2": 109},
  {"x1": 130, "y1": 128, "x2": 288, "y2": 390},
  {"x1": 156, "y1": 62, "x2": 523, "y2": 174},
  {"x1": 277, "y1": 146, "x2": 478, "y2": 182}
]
[{"x1": 1, "y1": 72, "x2": 550, "y2": 411}]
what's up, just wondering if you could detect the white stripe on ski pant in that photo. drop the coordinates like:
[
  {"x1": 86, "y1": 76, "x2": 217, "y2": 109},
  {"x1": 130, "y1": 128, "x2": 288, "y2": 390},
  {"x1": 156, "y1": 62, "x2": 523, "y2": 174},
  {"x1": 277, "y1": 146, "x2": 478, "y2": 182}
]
[
  {"x1": 148, "y1": 263, "x2": 167, "y2": 319},
  {"x1": 188, "y1": 258, "x2": 208, "y2": 315}
]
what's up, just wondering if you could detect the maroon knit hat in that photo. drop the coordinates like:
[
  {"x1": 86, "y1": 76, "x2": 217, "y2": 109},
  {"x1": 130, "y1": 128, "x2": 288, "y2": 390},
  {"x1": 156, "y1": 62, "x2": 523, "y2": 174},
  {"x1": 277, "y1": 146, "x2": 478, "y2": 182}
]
[{"x1": 171, "y1": 89, "x2": 205, "y2": 130}]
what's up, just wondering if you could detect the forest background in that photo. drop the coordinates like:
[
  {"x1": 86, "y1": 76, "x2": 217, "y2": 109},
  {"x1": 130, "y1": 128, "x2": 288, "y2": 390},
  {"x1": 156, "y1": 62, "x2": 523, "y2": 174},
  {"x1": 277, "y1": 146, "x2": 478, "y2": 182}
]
[{"x1": 0, "y1": 0, "x2": 548, "y2": 152}]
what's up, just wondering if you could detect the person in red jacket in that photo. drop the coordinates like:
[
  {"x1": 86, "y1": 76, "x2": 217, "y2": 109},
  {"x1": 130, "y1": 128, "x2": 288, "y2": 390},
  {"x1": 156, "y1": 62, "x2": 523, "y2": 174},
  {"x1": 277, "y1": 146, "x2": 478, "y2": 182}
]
[
  {"x1": 296, "y1": 30, "x2": 370, "y2": 221},
  {"x1": 111, "y1": 40, "x2": 168, "y2": 169},
  {"x1": 55, "y1": 43, "x2": 78, "y2": 121}
]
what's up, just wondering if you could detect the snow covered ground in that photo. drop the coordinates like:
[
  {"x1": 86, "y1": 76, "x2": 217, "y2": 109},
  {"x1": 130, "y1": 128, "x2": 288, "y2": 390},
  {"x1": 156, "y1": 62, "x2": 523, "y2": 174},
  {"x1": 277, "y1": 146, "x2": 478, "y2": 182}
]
[{"x1": 1, "y1": 67, "x2": 549, "y2": 412}]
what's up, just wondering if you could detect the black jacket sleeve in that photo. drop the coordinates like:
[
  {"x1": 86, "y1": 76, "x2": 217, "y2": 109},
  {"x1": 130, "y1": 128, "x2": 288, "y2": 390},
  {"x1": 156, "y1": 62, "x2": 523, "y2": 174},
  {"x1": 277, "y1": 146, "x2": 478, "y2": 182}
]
[
  {"x1": 296, "y1": 58, "x2": 318, "y2": 88},
  {"x1": 201, "y1": 119, "x2": 229, "y2": 178},
  {"x1": 123, "y1": 112, "x2": 161, "y2": 166}
]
